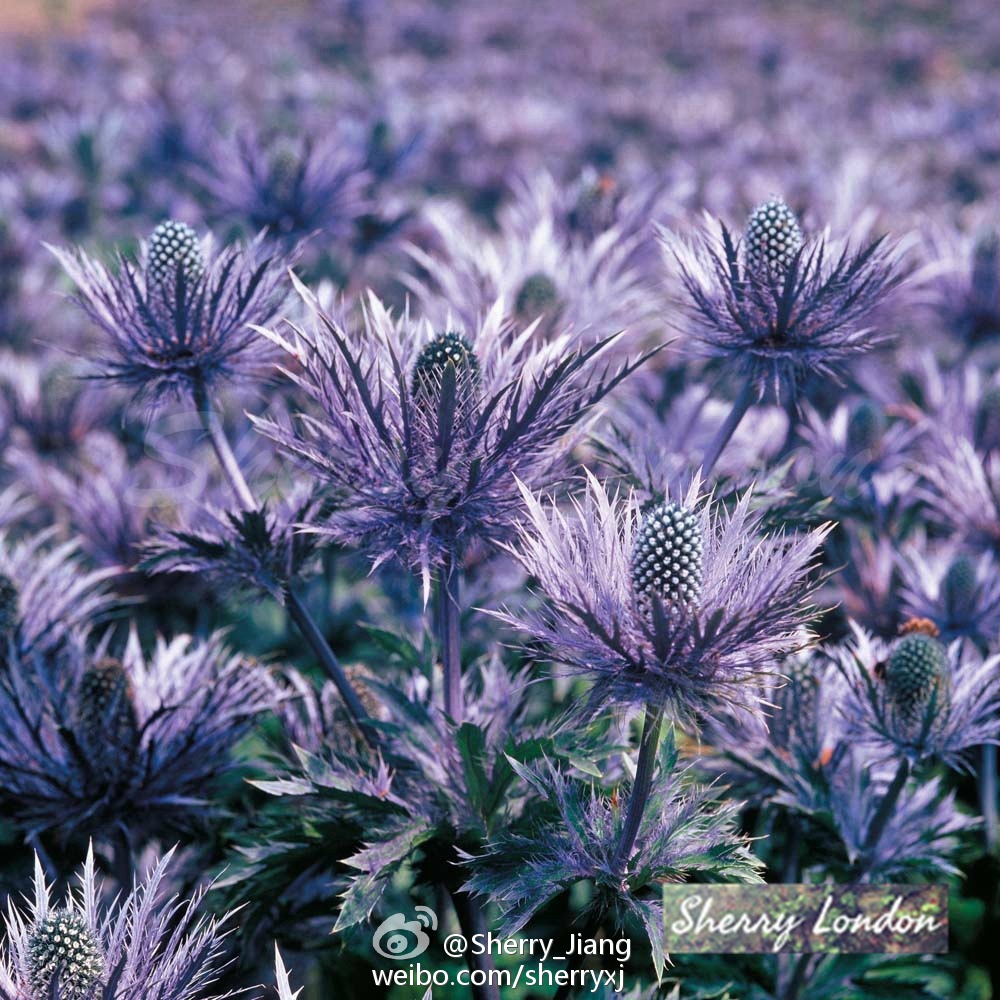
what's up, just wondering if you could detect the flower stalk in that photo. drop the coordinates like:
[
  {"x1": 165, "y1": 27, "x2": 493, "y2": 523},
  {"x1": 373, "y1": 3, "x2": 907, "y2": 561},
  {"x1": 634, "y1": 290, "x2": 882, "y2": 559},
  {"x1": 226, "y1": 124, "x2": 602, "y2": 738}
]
[
  {"x1": 862, "y1": 757, "x2": 911, "y2": 861},
  {"x1": 612, "y1": 704, "x2": 664, "y2": 873},
  {"x1": 981, "y1": 744, "x2": 998, "y2": 852},
  {"x1": 701, "y1": 379, "x2": 755, "y2": 477},
  {"x1": 435, "y1": 552, "x2": 464, "y2": 721},
  {"x1": 191, "y1": 381, "x2": 376, "y2": 744}
]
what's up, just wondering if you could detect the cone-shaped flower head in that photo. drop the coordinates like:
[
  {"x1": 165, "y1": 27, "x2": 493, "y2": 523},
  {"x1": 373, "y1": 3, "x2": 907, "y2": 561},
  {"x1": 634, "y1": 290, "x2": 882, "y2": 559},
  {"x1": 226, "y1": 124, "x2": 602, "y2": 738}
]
[
  {"x1": 744, "y1": 197, "x2": 804, "y2": 275},
  {"x1": 0, "y1": 573, "x2": 18, "y2": 639},
  {"x1": 631, "y1": 502, "x2": 703, "y2": 607},
  {"x1": 514, "y1": 271, "x2": 561, "y2": 321},
  {"x1": 833, "y1": 621, "x2": 1000, "y2": 767},
  {"x1": 26, "y1": 910, "x2": 105, "y2": 1000},
  {"x1": 943, "y1": 553, "x2": 978, "y2": 622},
  {"x1": 660, "y1": 203, "x2": 903, "y2": 400},
  {"x1": 974, "y1": 384, "x2": 1000, "y2": 453},
  {"x1": 51, "y1": 223, "x2": 288, "y2": 410},
  {"x1": 73, "y1": 656, "x2": 139, "y2": 776},
  {"x1": 146, "y1": 220, "x2": 205, "y2": 287},
  {"x1": 773, "y1": 655, "x2": 820, "y2": 745},
  {"x1": 251, "y1": 288, "x2": 648, "y2": 593},
  {"x1": 496, "y1": 475, "x2": 830, "y2": 721},
  {"x1": 1, "y1": 847, "x2": 239, "y2": 1000},
  {"x1": 846, "y1": 400, "x2": 887, "y2": 456},
  {"x1": 882, "y1": 630, "x2": 950, "y2": 727},
  {"x1": 410, "y1": 331, "x2": 480, "y2": 402}
]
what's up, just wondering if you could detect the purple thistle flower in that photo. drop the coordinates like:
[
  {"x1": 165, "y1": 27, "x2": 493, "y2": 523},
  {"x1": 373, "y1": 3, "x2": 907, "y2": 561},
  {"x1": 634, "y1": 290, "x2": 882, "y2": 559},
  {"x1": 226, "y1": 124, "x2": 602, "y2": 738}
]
[
  {"x1": 660, "y1": 199, "x2": 905, "y2": 401},
  {"x1": 495, "y1": 474, "x2": 830, "y2": 721},
  {"x1": 921, "y1": 224, "x2": 1000, "y2": 348},
  {"x1": 831, "y1": 622, "x2": 1000, "y2": 771},
  {"x1": 50, "y1": 223, "x2": 289, "y2": 410},
  {"x1": 0, "y1": 530, "x2": 116, "y2": 662},
  {"x1": 251, "y1": 281, "x2": 650, "y2": 597},
  {"x1": 0, "y1": 354, "x2": 114, "y2": 468},
  {"x1": 827, "y1": 748, "x2": 975, "y2": 881},
  {"x1": 0, "y1": 629, "x2": 275, "y2": 839},
  {"x1": 462, "y1": 737, "x2": 761, "y2": 947},
  {"x1": 199, "y1": 132, "x2": 371, "y2": 246},
  {"x1": 404, "y1": 177, "x2": 662, "y2": 343},
  {"x1": 140, "y1": 483, "x2": 331, "y2": 602},
  {"x1": 699, "y1": 653, "x2": 977, "y2": 880},
  {"x1": 899, "y1": 543, "x2": 1000, "y2": 649},
  {"x1": 921, "y1": 435, "x2": 1000, "y2": 551},
  {"x1": 0, "y1": 846, "x2": 238, "y2": 1000}
]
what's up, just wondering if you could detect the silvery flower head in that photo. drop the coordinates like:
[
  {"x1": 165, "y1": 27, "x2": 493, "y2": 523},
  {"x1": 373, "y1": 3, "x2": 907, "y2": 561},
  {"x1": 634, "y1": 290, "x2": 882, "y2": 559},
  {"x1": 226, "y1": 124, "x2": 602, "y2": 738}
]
[
  {"x1": 0, "y1": 846, "x2": 237, "y2": 1000},
  {"x1": 463, "y1": 737, "x2": 761, "y2": 948},
  {"x1": 660, "y1": 197, "x2": 905, "y2": 400},
  {"x1": 496, "y1": 474, "x2": 831, "y2": 722},
  {"x1": 140, "y1": 482, "x2": 330, "y2": 602},
  {"x1": 0, "y1": 530, "x2": 115, "y2": 663},
  {"x1": 404, "y1": 177, "x2": 662, "y2": 343},
  {"x1": 251, "y1": 281, "x2": 648, "y2": 597},
  {"x1": 0, "y1": 629, "x2": 275, "y2": 839},
  {"x1": 202, "y1": 131, "x2": 371, "y2": 245},
  {"x1": 922, "y1": 224, "x2": 1000, "y2": 348},
  {"x1": 51, "y1": 221, "x2": 289, "y2": 410},
  {"x1": 827, "y1": 746, "x2": 975, "y2": 881},
  {"x1": 832, "y1": 620, "x2": 1000, "y2": 769},
  {"x1": 899, "y1": 542, "x2": 1000, "y2": 649}
]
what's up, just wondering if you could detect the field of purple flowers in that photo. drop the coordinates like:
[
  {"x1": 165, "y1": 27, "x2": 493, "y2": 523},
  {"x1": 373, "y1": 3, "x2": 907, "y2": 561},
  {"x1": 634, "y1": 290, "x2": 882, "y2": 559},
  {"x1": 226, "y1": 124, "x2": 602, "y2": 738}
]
[{"x1": 2, "y1": 0, "x2": 1000, "y2": 997}]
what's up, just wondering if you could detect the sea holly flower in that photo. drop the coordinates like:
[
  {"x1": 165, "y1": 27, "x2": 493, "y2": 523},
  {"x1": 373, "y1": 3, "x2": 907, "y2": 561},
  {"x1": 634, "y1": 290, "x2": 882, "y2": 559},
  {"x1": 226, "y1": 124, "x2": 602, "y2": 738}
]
[
  {"x1": 660, "y1": 197, "x2": 905, "y2": 400},
  {"x1": 0, "y1": 530, "x2": 116, "y2": 662},
  {"x1": 50, "y1": 221, "x2": 289, "y2": 409},
  {"x1": 698, "y1": 653, "x2": 976, "y2": 881},
  {"x1": 140, "y1": 482, "x2": 331, "y2": 602},
  {"x1": 832, "y1": 621, "x2": 1000, "y2": 769},
  {"x1": 495, "y1": 474, "x2": 830, "y2": 721},
  {"x1": 462, "y1": 734, "x2": 761, "y2": 975},
  {"x1": 251, "y1": 280, "x2": 649, "y2": 597},
  {"x1": 899, "y1": 544, "x2": 1000, "y2": 648},
  {"x1": 200, "y1": 132, "x2": 371, "y2": 245},
  {"x1": 0, "y1": 847, "x2": 238, "y2": 1000},
  {"x1": 404, "y1": 175, "x2": 663, "y2": 343},
  {"x1": 921, "y1": 224, "x2": 1000, "y2": 348},
  {"x1": 0, "y1": 629, "x2": 275, "y2": 840},
  {"x1": 921, "y1": 435, "x2": 1000, "y2": 550}
]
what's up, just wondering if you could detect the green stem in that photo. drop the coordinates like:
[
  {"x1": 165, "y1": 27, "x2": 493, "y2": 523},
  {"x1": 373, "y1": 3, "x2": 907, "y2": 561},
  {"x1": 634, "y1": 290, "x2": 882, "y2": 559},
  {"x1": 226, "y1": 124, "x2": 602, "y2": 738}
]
[
  {"x1": 611, "y1": 705, "x2": 664, "y2": 874},
  {"x1": 189, "y1": 382, "x2": 376, "y2": 746},
  {"x1": 192, "y1": 380, "x2": 256, "y2": 512},
  {"x1": 285, "y1": 588, "x2": 378, "y2": 749},
  {"x1": 701, "y1": 380, "x2": 755, "y2": 478},
  {"x1": 435, "y1": 552, "x2": 464, "y2": 721},
  {"x1": 863, "y1": 758, "x2": 911, "y2": 855},
  {"x1": 781, "y1": 953, "x2": 813, "y2": 1000},
  {"x1": 450, "y1": 890, "x2": 500, "y2": 1000},
  {"x1": 981, "y1": 744, "x2": 998, "y2": 853}
]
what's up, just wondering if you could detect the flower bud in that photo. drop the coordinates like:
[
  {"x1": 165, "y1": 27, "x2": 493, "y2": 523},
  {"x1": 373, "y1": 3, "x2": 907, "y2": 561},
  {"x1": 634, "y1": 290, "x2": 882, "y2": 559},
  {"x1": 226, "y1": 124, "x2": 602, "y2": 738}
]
[
  {"x1": 744, "y1": 197, "x2": 804, "y2": 275},
  {"x1": 147, "y1": 220, "x2": 205, "y2": 286},
  {"x1": 514, "y1": 272, "x2": 561, "y2": 322},
  {"x1": 884, "y1": 633, "x2": 949, "y2": 727},
  {"x1": 943, "y1": 554, "x2": 978, "y2": 622},
  {"x1": 631, "y1": 502, "x2": 703, "y2": 607},
  {"x1": 27, "y1": 910, "x2": 105, "y2": 1000},
  {"x1": 74, "y1": 657, "x2": 139, "y2": 773},
  {"x1": 411, "y1": 331, "x2": 480, "y2": 404}
]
